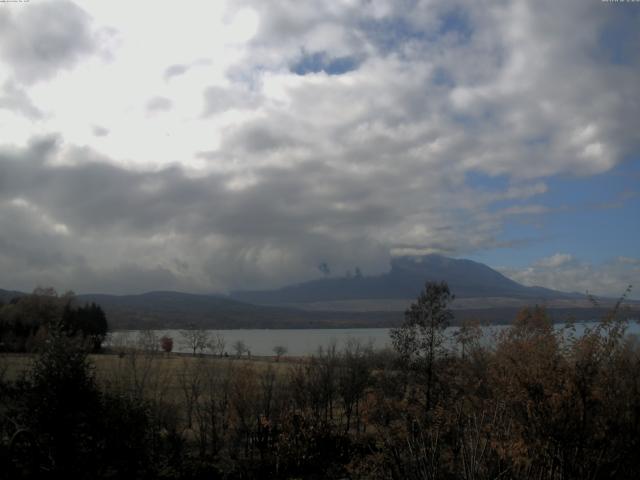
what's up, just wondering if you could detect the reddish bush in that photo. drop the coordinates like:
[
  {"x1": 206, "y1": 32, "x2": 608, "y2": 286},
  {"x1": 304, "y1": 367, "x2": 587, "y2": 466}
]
[{"x1": 160, "y1": 335, "x2": 173, "y2": 353}]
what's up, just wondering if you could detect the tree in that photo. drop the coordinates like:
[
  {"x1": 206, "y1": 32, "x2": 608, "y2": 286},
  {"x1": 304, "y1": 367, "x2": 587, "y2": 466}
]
[
  {"x1": 338, "y1": 339, "x2": 372, "y2": 433},
  {"x1": 0, "y1": 288, "x2": 108, "y2": 353},
  {"x1": 232, "y1": 340, "x2": 247, "y2": 358},
  {"x1": 160, "y1": 335, "x2": 173, "y2": 353},
  {"x1": 208, "y1": 332, "x2": 226, "y2": 357},
  {"x1": 180, "y1": 326, "x2": 210, "y2": 356},
  {"x1": 17, "y1": 326, "x2": 102, "y2": 476},
  {"x1": 137, "y1": 329, "x2": 160, "y2": 353},
  {"x1": 9, "y1": 326, "x2": 156, "y2": 478},
  {"x1": 390, "y1": 281, "x2": 454, "y2": 412},
  {"x1": 453, "y1": 318, "x2": 483, "y2": 359},
  {"x1": 61, "y1": 302, "x2": 108, "y2": 352},
  {"x1": 273, "y1": 345, "x2": 287, "y2": 361}
]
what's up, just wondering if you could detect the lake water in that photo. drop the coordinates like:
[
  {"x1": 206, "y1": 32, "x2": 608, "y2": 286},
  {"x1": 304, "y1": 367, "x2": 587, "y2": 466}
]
[{"x1": 109, "y1": 321, "x2": 640, "y2": 357}]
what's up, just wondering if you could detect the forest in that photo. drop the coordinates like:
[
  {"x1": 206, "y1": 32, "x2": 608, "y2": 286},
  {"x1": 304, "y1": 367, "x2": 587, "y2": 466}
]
[{"x1": 0, "y1": 283, "x2": 639, "y2": 479}]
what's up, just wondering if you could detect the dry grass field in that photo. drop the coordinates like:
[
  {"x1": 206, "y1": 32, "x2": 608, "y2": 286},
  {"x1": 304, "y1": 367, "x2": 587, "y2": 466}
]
[{"x1": 0, "y1": 351, "x2": 299, "y2": 398}]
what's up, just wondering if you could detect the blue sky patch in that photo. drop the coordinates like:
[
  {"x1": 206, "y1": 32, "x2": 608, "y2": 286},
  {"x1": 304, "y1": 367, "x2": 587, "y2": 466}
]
[
  {"x1": 471, "y1": 157, "x2": 640, "y2": 267},
  {"x1": 466, "y1": 171, "x2": 510, "y2": 192},
  {"x1": 439, "y1": 7, "x2": 473, "y2": 43},
  {"x1": 291, "y1": 51, "x2": 360, "y2": 76},
  {"x1": 431, "y1": 67, "x2": 455, "y2": 87},
  {"x1": 597, "y1": 6, "x2": 639, "y2": 65},
  {"x1": 359, "y1": 16, "x2": 428, "y2": 54}
]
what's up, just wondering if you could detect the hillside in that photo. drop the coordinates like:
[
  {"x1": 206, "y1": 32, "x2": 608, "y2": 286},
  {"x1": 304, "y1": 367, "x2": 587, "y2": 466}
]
[
  {"x1": 74, "y1": 291, "x2": 406, "y2": 330},
  {"x1": 0, "y1": 289, "x2": 25, "y2": 303}
]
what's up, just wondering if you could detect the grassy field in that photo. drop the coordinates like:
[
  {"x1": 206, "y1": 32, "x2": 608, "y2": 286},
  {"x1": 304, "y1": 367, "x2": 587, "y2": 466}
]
[{"x1": 0, "y1": 351, "x2": 298, "y2": 390}]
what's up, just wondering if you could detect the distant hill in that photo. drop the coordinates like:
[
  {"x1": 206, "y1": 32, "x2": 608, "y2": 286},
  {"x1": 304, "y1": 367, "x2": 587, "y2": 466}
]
[
  {"x1": 76, "y1": 291, "x2": 307, "y2": 329},
  {"x1": 75, "y1": 291, "x2": 407, "y2": 330},
  {"x1": 0, "y1": 288, "x2": 25, "y2": 303},
  {"x1": 231, "y1": 254, "x2": 575, "y2": 305}
]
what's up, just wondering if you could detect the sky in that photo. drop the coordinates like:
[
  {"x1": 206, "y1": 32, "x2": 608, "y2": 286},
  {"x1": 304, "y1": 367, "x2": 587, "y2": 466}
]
[{"x1": 0, "y1": 0, "x2": 638, "y2": 298}]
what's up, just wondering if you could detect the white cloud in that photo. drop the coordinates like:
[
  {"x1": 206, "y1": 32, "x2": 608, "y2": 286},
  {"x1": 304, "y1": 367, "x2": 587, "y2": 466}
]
[
  {"x1": 534, "y1": 253, "x2": 575, "y2": 268},
  {"x1": 500, "y1": 256, "x2": 639, "y2": 300}
]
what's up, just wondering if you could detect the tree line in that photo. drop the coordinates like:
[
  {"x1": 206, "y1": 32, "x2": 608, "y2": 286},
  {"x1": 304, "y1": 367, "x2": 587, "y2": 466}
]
[
  {"x1": 0, "y1": 282, "x2": 639, "y2": 479},
  {"x1": 0, "y1": 287, "x2": 108, "y2": 353}
]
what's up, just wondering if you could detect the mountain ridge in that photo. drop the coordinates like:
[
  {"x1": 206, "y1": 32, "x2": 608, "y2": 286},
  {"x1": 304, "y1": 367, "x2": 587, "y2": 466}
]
[{"x1": 231, "y1": 254, "x2": 576, "y2": 305}]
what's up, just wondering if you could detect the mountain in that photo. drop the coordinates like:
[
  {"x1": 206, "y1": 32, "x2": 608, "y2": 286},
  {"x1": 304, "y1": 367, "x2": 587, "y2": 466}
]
[{"x1": 231, "y1": 254, "x2": 574, "y2": 305}]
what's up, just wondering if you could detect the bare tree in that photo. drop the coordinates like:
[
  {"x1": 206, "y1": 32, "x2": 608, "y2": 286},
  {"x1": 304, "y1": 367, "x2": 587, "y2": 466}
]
[
  {"x1": 453, "y1": 319, "x2": 483, "y2": 360},
  {"x1": 338, "y1": 339, "x2": 373, "y2": 433},
  {"x1": 180, "y1": 326, "x2": 211, "y2": 356},
  {"x1": 307, "y1": 341, "x2": 339, "y2": 424},
  {"x1": 106, "y1": 331, "x2": 130, "y2": 357},
  {"x1": 195, "y1": 359, "x2": 235, "y2": 457},
  {"x1": 232, "y1": 339, "x2": 247, "y2": 358},
  {"x1": 273, "y1": 345, "x2": 287, "y2": 361},
  {"x1": 178, "y1": 357, "x2": 204, "y2": 429},
  {"x1": 138, "y1": 330, "x2": 160, "y2": 353},
  {"x1": 106, "y1": 329, "x2": 171, "y2": 405},
  {"x1": 208, "y1": 332, "x2": 226, "y2": 357}
]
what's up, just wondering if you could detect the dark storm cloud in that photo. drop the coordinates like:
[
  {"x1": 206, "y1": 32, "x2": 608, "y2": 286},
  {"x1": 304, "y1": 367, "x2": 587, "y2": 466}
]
[
  {"x1": 0, "y1": 205, "x2": 74, "y2": 269},
  {"x1": 0, "y1": 1, "x2": 98, "y2": 84},
  {"x1": 68, "y1": 264, "x2": 184, "y2": 295},
  {"x1": 200, "y1": 162, "x2": 396, "y2": 237},
  {"x1": 0, "y1": 138, "x2": 218, "y2": 234},
  {"x1": 0, "y1": 137, "x2": 400, "y2": 292}
]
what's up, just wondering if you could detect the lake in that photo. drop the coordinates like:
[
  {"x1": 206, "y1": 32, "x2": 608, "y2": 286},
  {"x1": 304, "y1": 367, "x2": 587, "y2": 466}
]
[{"x1": 108, "y1": 320, "x2": 640, "y2": 357}]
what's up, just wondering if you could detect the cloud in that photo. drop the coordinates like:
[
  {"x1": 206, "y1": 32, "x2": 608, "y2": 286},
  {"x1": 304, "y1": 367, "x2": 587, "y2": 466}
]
[
  {"x1": 617, "y1": 256, "x2": 640, "y2": 266},
  {"x1": 0, "y1": 1, "x2": 637, "y2": 294},
  {"x1": 225, "y1": 0, "x2": 637, "y2": 181},
  {"x1": 202, "y1": 85, "x2": 261, "y2": 116},
  {"x1": 534, "y1": 253, "x2": 575, "y2": 268},
  {"x1": 0, "y1": 80, "x2": 43, "y2": 119},
  {"x1": 146, "y1": 96, "x2": 173, "y2": 113},
  {"x1": 0, "y1": 137, "x2": 394, "y2": 293},
  {"x1": 92, "y1": 125, "x2": 109, "y2": 137},
  {"x1": 499, "y1": 256, "x2": 639, "y2": 300},
  {"x1": 0, "y1": 1, "x2": 100, "y2": 84},
  {"x1": 0, "y1": 129, "x2": 578, "y2": 294},
  {"x1": 164, "y1": 64, "x2": 189, "y2": 81}
]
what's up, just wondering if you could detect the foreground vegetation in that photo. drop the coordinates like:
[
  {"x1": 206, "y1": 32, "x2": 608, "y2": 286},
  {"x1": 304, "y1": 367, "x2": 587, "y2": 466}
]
[{"x1": 1, "y1": 284, "x2": 639, "y2": 479}]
